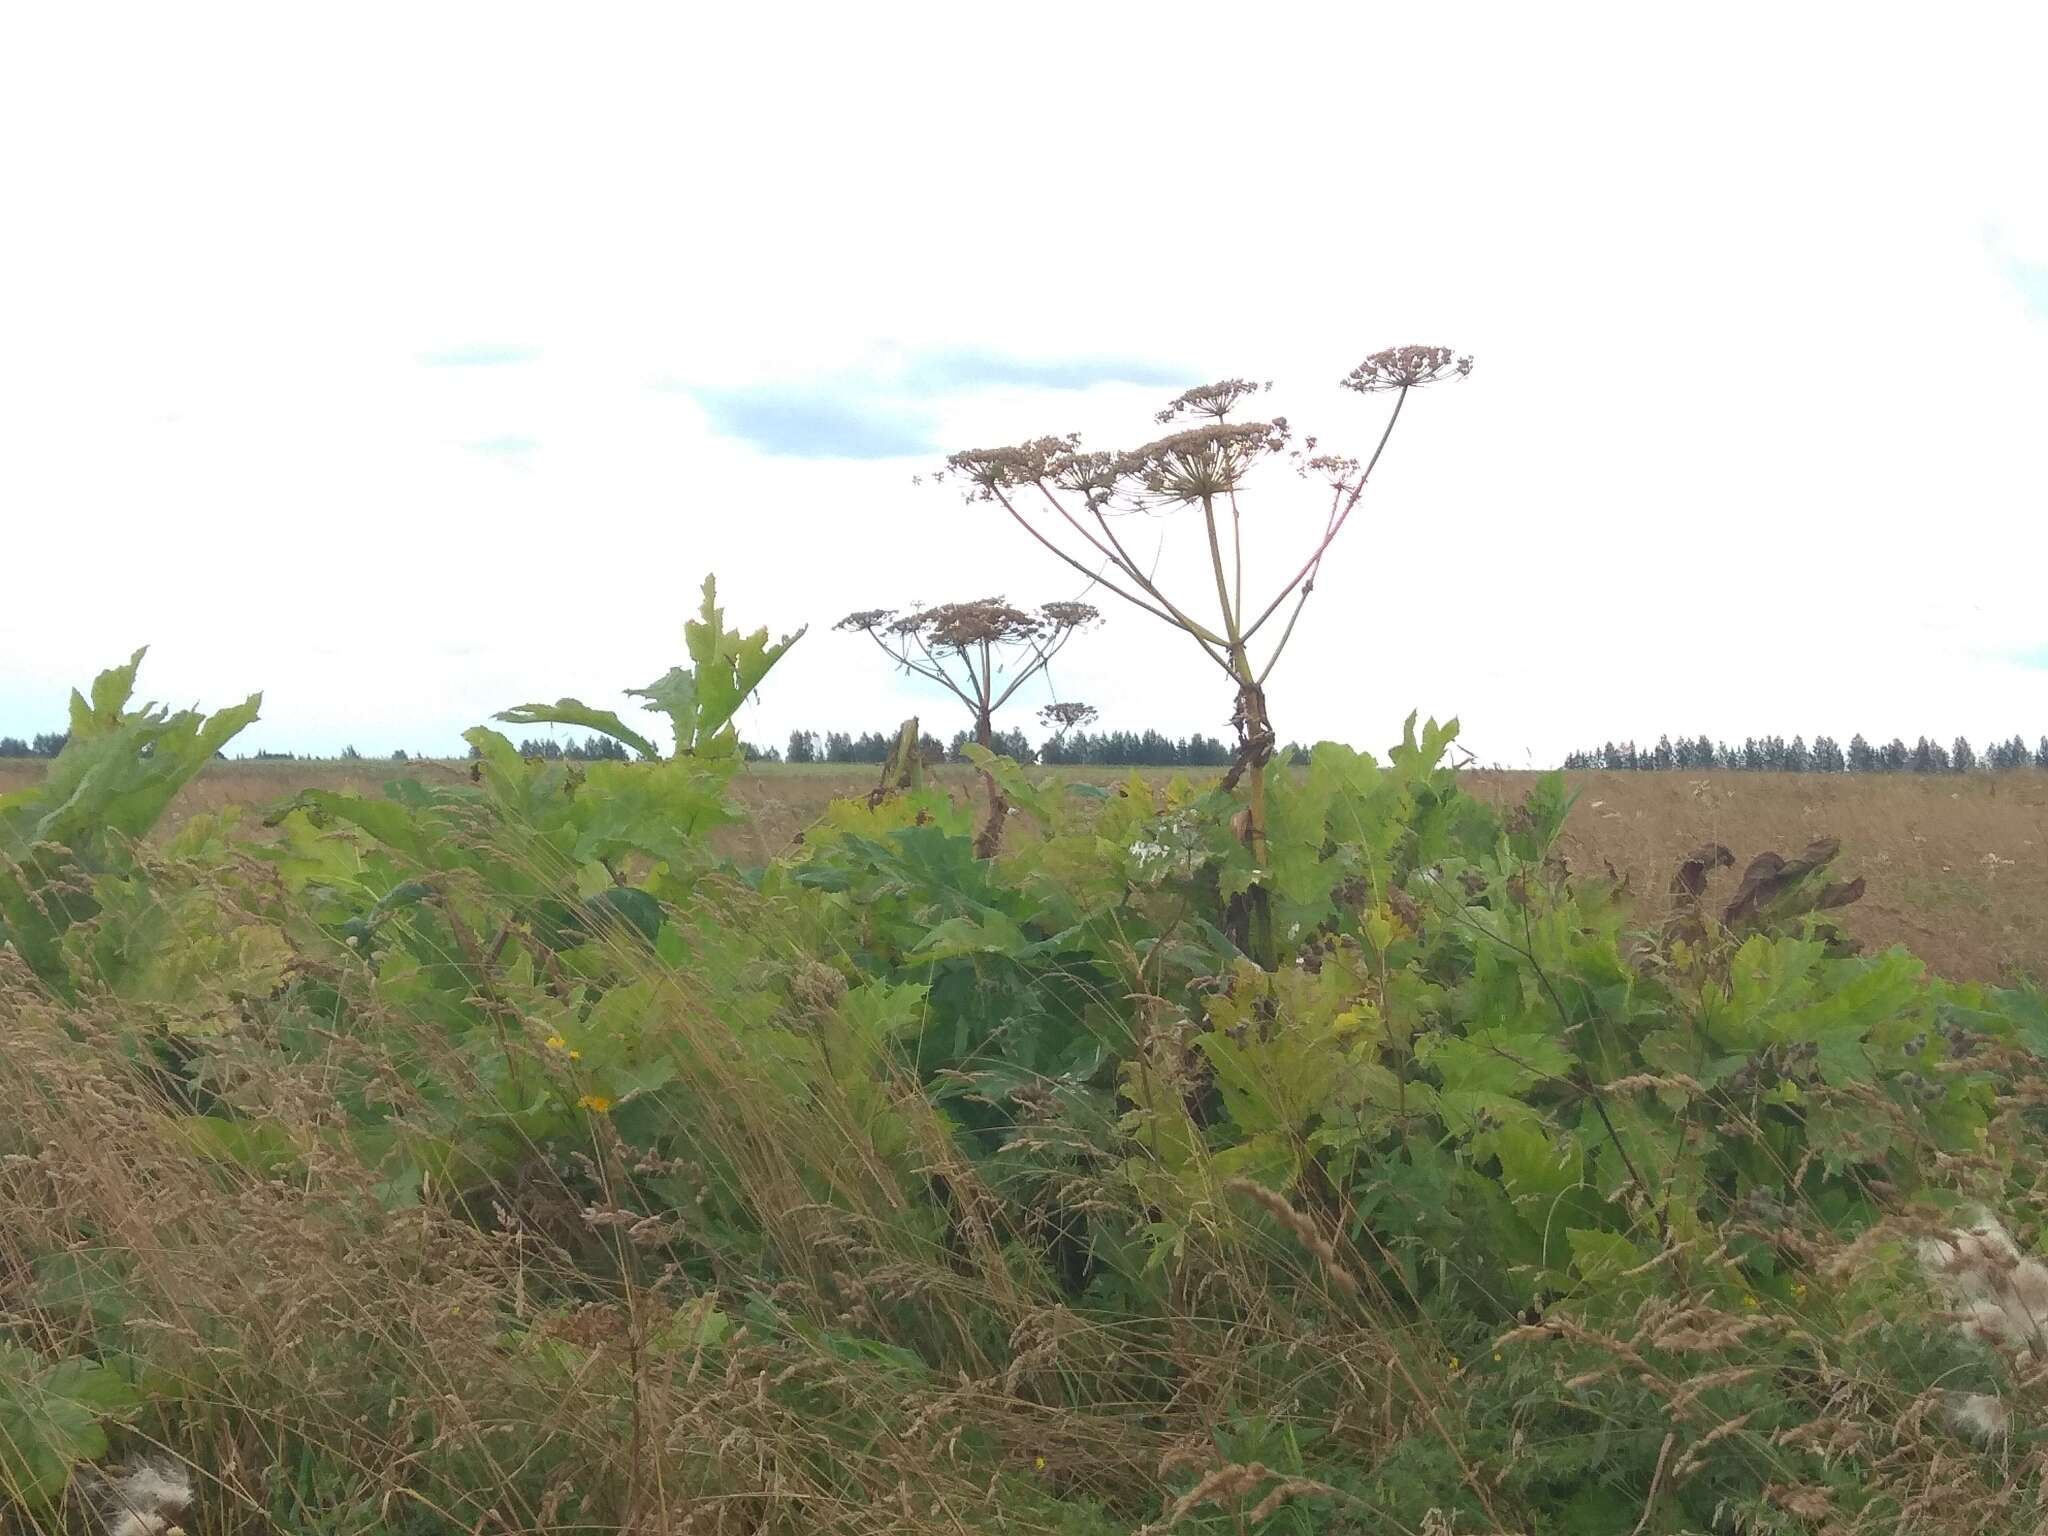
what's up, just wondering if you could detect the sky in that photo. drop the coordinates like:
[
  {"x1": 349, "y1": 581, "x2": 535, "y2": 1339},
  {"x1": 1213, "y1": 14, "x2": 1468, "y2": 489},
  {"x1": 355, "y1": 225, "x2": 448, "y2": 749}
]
[{"x1": 2, "y1": 4, "x2": 2045, "y2": 766}]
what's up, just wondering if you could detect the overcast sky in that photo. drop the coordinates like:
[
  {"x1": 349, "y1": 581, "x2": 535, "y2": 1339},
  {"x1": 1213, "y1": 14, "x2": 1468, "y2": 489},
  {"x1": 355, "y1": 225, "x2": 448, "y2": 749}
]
[{"x1": 3, "y1": 5, "x2": 2045, "y2": 765}]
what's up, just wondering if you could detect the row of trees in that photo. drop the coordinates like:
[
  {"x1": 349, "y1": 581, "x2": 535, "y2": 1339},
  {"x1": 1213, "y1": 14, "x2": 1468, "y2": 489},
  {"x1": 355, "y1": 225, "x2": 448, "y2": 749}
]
[
  {"x1": 0, "y1": 734, "x2": 71, "y2": 758},
  {"x1": 776, "y1": 726, "x2": 1298, "y2": 768},
  {"x1": 15, "y1": 722, "x2": 2048, "y2": 776},
  {"x1": 0, "y1": 727, "x2": 1242, "y2": 767},
  {"x1": 1563, "y1": 734, "x2": 2048, "y2": 773}
]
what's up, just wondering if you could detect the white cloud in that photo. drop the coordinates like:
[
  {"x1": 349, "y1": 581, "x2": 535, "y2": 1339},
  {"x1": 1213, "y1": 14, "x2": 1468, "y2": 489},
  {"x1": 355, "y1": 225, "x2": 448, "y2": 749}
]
[{"x1": 1, "y1": 3, "x2": 2044, "y2": 763}]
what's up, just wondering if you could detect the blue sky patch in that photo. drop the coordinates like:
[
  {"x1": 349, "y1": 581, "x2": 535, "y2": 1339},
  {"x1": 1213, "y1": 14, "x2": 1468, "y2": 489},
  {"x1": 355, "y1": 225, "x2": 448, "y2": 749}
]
[
  {"x1": 2004, "y1": 257, "x2": 2048, "y2": 319},
  {"x1": 685, "y1": 346, "x2": 1189, "y2": 458},
  {"x1": 896, "y1": 347, "x2": 1188, "y2": 395},
  {"x1": 691, "y1": 389, "x2": 937, "y2": 459}
]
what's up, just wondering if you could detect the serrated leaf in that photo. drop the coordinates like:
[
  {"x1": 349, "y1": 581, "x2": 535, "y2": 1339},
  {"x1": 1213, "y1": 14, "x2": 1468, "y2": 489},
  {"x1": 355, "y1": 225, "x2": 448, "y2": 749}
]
[
  {"x1": 906, "y1": 911, "x2": 1032, "y2": 963},
  {"x1": 39, "y1": 1358, "x2": 138, "y2": 1417},
  {"x1": 0, "y1": 1344, "x2": 139, "y2": 1508},
  {"x1": 70, "y1": 648, "x2": 147, "y2": 739},
  {"x1": 1566, "y1": 1226, "x2": 1642, "y2": 1282},
  {"x1": 494, "y1": 699, "x2": 661, "y2": 761},
  {"x1": 630, "y1": 576, "x2": 806, "y2": 755},
  {"x1": 961, "y1": 744, "x2": 1056, "y2": 824}
]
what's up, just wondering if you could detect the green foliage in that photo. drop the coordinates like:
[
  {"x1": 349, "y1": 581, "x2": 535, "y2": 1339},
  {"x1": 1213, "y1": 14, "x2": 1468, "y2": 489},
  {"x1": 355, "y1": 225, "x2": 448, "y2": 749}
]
[
  {"x1": 0, "y1": 1343, "x2": 140, "y2": 1508},
  {"x1": 15, "y1": 589, "x2": 2048, "y2": 1533},
  {"x1": 0, "y1": 647, "x2": 260, "y2": 990},
  {"x1": 631, "y1": 574, "x2": 806, "y2": 756}
]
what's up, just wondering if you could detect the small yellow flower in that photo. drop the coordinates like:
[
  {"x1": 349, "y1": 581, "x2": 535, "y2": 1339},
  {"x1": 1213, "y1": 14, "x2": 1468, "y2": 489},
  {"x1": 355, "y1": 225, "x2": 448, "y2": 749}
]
[
  {"x1": 577, "y1": 1094, "x2": 613, "y2": 1113},
  {"x1": 1032, "y1": 1455, "x2": 1047, "y2": 1473},
  {"x1": 1791, "y1": 1281, "x2": 1809, "y2": 1301},
  {"x1": 1492, "y1": 1351, "x2": 1502, "y2": 1363},
  {"x1": 569, "y1": 1049, "x2": 581, "y2": 1060},
  {"x1": 1741, "y1": 1293, "x2": 1759, "y2": 1310},
  {"x1": 1448, "y1": 1355, "x2": 1462, "y2": 1375},
  {"x1": 545, "y1": 1035, "x2": 566, "y2": 1051}
]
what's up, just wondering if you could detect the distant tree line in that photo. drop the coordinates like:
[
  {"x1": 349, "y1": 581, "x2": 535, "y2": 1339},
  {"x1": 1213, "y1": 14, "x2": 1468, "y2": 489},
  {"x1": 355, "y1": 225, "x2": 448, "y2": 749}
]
[
  {"x1": 1561, "y1": 733, "x2": 2048, "y2": 773},
  {"x1": 17, "y1": 721, "x2": 2047, "y2": 777},
  {"x1": 0, "y1": 733, "x2": 71, "y2": 758},
  {"x1": 0, "y1": 733, "x2": 668, "y2": 764},
  {"x1": 512, "y1": 735, "x2": 635, "y2": 762},
  {"x1": 2, "y1": 724, "x2": 1315, "y2": 771},
  {"x1": 778, "y1": 727, "x2": 1312, "y2": 769}
]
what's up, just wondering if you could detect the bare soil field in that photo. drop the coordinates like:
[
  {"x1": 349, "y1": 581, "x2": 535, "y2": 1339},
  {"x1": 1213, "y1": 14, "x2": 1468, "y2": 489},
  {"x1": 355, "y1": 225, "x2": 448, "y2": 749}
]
[{"x1": 6, "y1": 758, "x2": 2043, "y2": 982}]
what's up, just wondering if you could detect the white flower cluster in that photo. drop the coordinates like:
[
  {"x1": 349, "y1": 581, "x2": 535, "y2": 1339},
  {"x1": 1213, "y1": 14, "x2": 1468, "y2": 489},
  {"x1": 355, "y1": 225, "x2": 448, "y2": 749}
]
[
  {"x1": 78, "y1": 1455, "x2": 194, "y2": 1536},
  {"x1": 1918, "y1": 1213, "x2": 2048, "y2": 1442}
]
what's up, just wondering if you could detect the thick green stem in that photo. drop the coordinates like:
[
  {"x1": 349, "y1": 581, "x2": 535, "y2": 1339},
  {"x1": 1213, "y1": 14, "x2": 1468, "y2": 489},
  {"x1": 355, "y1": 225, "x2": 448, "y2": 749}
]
[
  {"x1": 1233, "y1": 663, "x2": 1277, "y2": 970},
  {"x1": 972, "y1": 701, "x2": 1009, "y2": 860},
  {"x1": 1202, "y1": 494, "x2": 1278, "y2": 968}
]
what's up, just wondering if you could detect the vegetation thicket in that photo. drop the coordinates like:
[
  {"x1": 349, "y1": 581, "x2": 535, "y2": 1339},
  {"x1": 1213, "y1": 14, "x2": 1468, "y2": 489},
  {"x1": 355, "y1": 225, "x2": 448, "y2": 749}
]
[{"x1": 5, "y1": 359, "x2": 2048, "y2": 1536}]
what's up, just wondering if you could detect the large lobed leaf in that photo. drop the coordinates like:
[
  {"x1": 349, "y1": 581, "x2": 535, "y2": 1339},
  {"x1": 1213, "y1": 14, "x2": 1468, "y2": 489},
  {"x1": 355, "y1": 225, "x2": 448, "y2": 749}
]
[
  {"x1": 0, "y1": 1343, "x2": 140, "y2": 1508},
  {"x1": 492, "y1": 700, "x2": 663, "y2": 761},
  {"x1": 631, "y1": 575, "x2": 805, "y2": 755}
]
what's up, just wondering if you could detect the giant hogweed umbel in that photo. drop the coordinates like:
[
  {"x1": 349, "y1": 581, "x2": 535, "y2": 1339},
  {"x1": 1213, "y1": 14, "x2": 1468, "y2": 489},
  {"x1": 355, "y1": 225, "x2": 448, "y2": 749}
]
[
  {"x1": 939, "y1": 347, "x2": 1471, "y2": 966},
  {"x1": 836, "y1": 598, "x2": 1098, "y2": 855}
]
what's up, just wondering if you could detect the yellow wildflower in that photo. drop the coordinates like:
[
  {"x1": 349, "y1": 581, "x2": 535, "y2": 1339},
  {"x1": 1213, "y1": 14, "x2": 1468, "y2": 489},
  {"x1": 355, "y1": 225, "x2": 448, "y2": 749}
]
[
  {"x1": 577, "y1": 1094, "x2": 613, "y2": 1113},
  {"x1": 1032, "y1": 1455, "x2": 1047, "y2": 1473},
  {"x1": 1741, "y1": 1293, "x2": 1759, "y2": 1310},
  {"x1": 546, "y1": 1035, "x2": 566, "y2": 1050}
]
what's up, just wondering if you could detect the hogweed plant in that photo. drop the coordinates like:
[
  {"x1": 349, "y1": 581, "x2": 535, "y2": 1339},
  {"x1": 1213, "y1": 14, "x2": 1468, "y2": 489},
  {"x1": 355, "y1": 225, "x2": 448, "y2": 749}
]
[
  {"x1": 836, "y1": 599, "x2": 1098, "y2": 853},
  {"x1": 1038, "y1": 700, "x2": 1099, "y2": 750},
  {"x1": 940, "y1": 346, "x2": 1471, "y2": 966}
]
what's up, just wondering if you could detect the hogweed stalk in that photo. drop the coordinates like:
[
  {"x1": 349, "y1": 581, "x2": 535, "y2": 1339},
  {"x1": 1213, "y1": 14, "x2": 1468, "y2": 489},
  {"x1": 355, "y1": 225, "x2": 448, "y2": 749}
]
[
  {"x1": 837, "y1": 599, "x2": 1099, "y2": 854},
  {"x1": 940, "y1": 348, "x2": 1471, "y2": 967}
]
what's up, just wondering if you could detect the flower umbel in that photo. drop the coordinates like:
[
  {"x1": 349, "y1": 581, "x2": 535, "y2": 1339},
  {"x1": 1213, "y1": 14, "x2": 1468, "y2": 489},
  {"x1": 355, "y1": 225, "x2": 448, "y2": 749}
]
[
  {"x1": 1109, "y1": 420, "x2": 1293, "y2": 507},
  {"x1": 833, "y1": 608, "x2": 896, "y2": 634},
  {"x1": 1340, "y1": 345, "x2": 1473, "y2": 392},
  {"x1": 942, "y1": 435, "x2": 1081, "y2": 497},
  {"x1": 1154, "y1": 377, "x2": 1268, "y2": 424}
]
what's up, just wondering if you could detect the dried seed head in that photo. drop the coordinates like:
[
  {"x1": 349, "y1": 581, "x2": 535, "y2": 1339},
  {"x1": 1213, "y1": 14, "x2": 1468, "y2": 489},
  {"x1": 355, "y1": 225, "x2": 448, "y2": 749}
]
[
  {"x1": 941, "y1": 435, "x2": 1081, "y2": 496},
  {"x1": 1049, "y1": 447, "x2": 1119, "y2": 507},
  {"x1": 911, "y1": 599, "x2": 1046, "y2": 651},
  {"x1": 1037, "y1": 601, "x2": 1100, "y2": 631},
  {"x1": 1341, "y1": 345, "x2": 1474, "y2": 392},
  {"x1": 1297, "y1": 452, "x2": 1361, "y2": 487},
  {"x1": 1110, "y1": 420, "x2": 1293, "y2": 506},
  {"x1": 1040, "y1": 702, "x2": 1099, "y2": 732},
  {"x1": 1154, "y1": 378, "x2": 1267, "y2": 425},
  {"x1": 834, "y1": 609, "x2": 896, "y2": 634}
]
